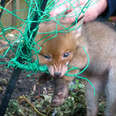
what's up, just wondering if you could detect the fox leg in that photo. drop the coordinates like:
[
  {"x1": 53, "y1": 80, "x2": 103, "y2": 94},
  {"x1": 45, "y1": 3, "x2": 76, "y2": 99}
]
[
  {"x1": 51, "y1": 68, "x2": 78, "y2": 106},
  {"x1": 86, "y1": 76, "x2": 105, "y2": 116},
  {"x1": 52, "y1": 76, "x2": 74, "y2": 106},
  {"x1": 105, "y1": 67, "x2": 116, "y2": 116}
]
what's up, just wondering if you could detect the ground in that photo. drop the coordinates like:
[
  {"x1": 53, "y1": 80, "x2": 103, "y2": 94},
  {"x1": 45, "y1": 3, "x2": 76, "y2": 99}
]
[{"x1": 0, "y1": 20, "x2": 116, "y2": 116}]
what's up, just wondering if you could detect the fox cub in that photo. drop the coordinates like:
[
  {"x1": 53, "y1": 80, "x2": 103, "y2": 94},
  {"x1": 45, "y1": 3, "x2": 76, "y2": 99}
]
[
  {"x1": 1, "y1": 19, "x2": 116, "y2": 116},
  {"x1": 36, "y1": 19, "x2": 116, "y2": 116}
]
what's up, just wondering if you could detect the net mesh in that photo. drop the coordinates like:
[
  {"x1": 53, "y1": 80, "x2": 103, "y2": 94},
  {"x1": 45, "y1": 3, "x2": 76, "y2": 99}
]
[{"x1": 0, "y1": 0, "x2": 97, "y2": 95}]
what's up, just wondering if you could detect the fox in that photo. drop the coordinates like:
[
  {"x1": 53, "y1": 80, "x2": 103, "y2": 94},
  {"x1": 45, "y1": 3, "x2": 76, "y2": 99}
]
[
  {"x1": 1, "y1": 19, "x2": 116, "y2": 116},
  {"x1": 35, "y1": 19, "x2": 116, "y2": 116}
]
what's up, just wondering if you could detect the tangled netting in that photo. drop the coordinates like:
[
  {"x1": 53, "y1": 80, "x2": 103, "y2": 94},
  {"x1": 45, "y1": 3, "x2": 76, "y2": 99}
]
[{"x1": 0, "y1": 0, "x2": 97, "y2": 95}]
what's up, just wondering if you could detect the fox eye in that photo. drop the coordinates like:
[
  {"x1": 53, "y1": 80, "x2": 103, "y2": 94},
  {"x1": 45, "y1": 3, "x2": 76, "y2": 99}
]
[
  {"x1": 63, "y1": 52, "x2": 71, "y2": 58},
  {"x1": 43, "y1": 55, "x2": 51, "y2": 60}
]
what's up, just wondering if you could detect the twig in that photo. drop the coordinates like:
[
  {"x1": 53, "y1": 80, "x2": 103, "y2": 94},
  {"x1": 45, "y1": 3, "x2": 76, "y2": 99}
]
[
  {"x1": 18, "y1": 95, "x2": 47, "y2": 116},
  {"x1": 5, "y1": 0, "x2": 13, "y2": 8}
]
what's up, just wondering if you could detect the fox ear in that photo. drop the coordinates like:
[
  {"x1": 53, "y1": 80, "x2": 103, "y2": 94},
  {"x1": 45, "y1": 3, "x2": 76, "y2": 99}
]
[{"x1": 71, "y1": 16, "x2": 84, "y2": 38}]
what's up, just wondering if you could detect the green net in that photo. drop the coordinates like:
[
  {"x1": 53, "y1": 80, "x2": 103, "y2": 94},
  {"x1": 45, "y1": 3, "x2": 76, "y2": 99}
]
[{"x1": 0, "y1": 0, "x2": 97, "y2": 95}]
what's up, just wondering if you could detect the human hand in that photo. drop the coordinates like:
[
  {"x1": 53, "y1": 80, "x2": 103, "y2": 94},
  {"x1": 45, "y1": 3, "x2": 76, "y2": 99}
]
[{"x1": 50, "y1": 0, "x2": 107, "y2": 23}]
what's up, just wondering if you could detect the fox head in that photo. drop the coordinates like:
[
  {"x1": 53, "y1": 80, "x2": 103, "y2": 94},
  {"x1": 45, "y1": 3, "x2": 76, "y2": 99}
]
[{"x1": 35, "y1": 19, "x2": 85, "y2": 77}]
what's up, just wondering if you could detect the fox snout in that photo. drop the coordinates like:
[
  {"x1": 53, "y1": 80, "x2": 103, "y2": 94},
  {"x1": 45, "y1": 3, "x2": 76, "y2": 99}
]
[{"x1": 48, "y1": 64, "x2": 68, "y2": 77}]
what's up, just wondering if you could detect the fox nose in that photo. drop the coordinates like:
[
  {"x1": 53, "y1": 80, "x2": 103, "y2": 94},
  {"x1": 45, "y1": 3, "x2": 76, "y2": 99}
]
[{"x1": 54, "y1": 72, "x2": 61, "y2": 77}]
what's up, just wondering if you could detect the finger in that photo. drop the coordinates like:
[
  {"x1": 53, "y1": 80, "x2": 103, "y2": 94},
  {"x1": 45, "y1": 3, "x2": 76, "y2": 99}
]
[
  {"x1": 50, "y1": 0, "x2": 87, "y2": 17},
  {"x1": 50, "y1": 0, "x2": 70, "y2": 17},
  {"x1": 62, "y1": 0, "x2": 99, "y2": 23},
  {"x1": 84, "y1": 10, "x2": 98, "y2": 22},
  {"x1": 84, "y1": 0, "x2": 104, "y2": 22},
  {"x1": 61, "y1": 6, "x2": 85, "y2": 23}
]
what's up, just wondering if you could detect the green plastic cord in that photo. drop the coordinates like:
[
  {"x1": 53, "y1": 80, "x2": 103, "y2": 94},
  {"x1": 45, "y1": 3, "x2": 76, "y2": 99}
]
[{"x1": 0, "y1": 0, "x2": 97, "y2": 95}]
